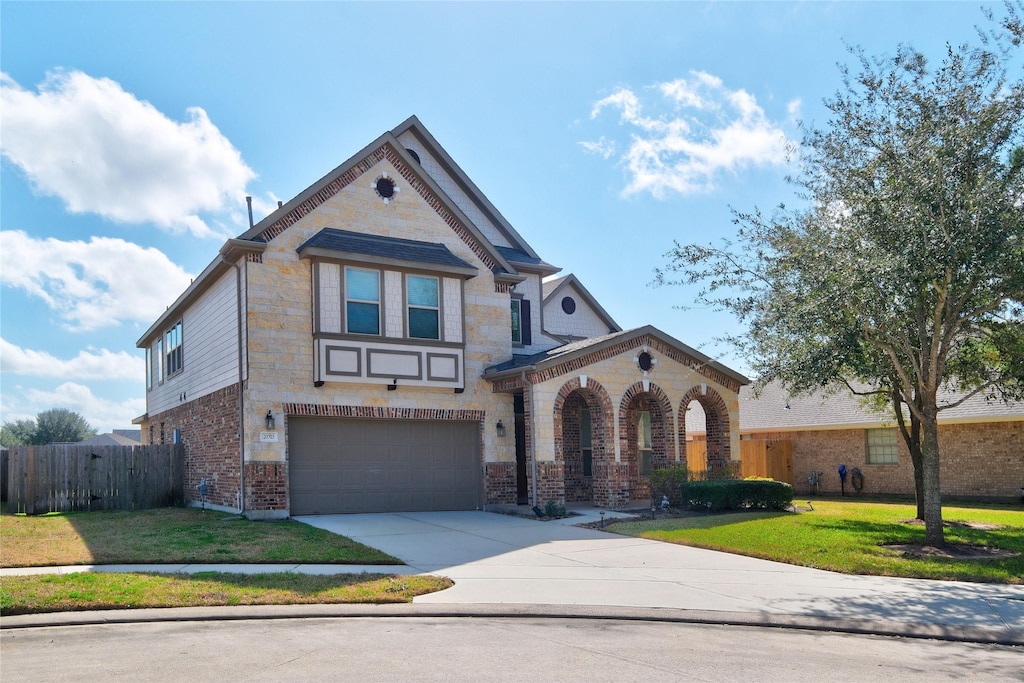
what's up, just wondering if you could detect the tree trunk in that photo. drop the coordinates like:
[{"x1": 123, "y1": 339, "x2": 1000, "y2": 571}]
[{"x1": 920, "y1": 406, "x2": 944, "y2": 547}]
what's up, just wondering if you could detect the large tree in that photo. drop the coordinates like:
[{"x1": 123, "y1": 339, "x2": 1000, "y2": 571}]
[
  {"x1": 657, "y1": 7, "x2": 1024, "y2": 546},
  {"x1": 0, "y1": 409, "x2": 97, "y2": 446}
]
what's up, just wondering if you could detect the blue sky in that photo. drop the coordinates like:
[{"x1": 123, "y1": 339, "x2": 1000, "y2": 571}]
[{"x1": 0, "y1": 1, "x2": 996, "y2": 432}]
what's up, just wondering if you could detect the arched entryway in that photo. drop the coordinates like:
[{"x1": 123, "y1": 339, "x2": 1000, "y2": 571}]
[
  {"x1": 678, "y1": 385, "x2": 732, "y2": 478},
  {"x1": 619, "y1": 383, "x2": 675, "y2": 501},
  {"x1": 553, "y1": 378, "x2": 613, "y2": 506}
]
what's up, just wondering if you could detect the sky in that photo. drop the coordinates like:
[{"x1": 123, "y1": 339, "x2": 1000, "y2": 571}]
[{"x1": 0, "y1": 1, "x2": 1002, "y2": 433}]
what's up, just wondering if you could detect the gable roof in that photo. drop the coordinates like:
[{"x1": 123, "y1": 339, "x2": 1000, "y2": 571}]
[
  {"x1": 139, "y1": 116, "x2": 535, "y2": 348},
  {"x1": 76, "y1": 432, "x2": 143, "y2": 447},
  {"x1": 484, "y1": 325, "x2": 749, "y2": 390},
  {"x1": 541, "y1": 273, "x2": 620, "y2": 334}
]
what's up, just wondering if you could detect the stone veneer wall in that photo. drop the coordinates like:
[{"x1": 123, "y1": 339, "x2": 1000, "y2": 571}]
[
  {"x1": 145, "y1": 384, "x2": 241, "y2": 511},
  {"x1": 744, "y1": 420, "x2": 1023, "y2": 500}
]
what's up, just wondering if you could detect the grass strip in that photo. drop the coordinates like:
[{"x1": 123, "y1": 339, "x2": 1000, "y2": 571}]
[
  {"x1": 0, "y1": 572, "x2": 453, "y2": 615},
  {"x1": 1, "y1": 508, "x2": 400, "y2": 567},
  {"x1": 608, "y1": 501, "x2": 1023, "y2": 584}
]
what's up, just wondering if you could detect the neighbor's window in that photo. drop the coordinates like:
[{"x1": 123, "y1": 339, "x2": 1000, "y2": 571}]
[
  {"x1": 165, "y1": 321, "x2": 183, "y2": 376},
  {"x1": 510, "y1": 298, "x2": 522, "y2": 345},
  {"x1": 866, "y1": 428, "x2": 899, "y2": 464},
  {"x1": 581, "y1": 407, "x2": 593, "y2": 477},
  {"x1": 146, "y1": 347, "x2": 153, "y2": 390},
  {"x1": 637, "y1": 410, "x2": 653, "y2": 474},
  {"x1": 407, "y1": 274, "x2": 440, "y2": 340},
  {"x1": 345, "y1": 267, "x2": 381, "y2": 335}
]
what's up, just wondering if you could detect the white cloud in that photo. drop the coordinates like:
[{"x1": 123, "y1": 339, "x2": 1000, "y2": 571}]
[
  {"x1": 0, "y1": 70, "x2": 256, "y2": 238},
  {"x1": 0, "y1": 230, "x2": 194, "y2": 331},
  {"x1": 586, "y1": 72, "x2": 795, "y2": 197},
  {"x1": 578, "y1": 136, "x2": 617, "y2": 159},
  {"x1": 1, "y1": 338, "x2": 141, "y2": 380},
  {"x1": 19, "y1": 382, "x2": 145, "y2": 433}
]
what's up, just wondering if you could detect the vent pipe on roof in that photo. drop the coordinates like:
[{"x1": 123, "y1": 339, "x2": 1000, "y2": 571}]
[
  {"x1": 278, "y1": 200, "x2": 283, "y2": 208},
  {"x1": 246, "y1": 196, "x2": 254, "y2": 229}
]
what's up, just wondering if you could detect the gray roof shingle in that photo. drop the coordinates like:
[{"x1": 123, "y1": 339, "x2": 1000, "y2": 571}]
[{"x1": 297, "y1": 228, "x2": 476, "y2": 271}]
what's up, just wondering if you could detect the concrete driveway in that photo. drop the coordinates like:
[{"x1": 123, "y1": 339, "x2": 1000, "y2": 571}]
[{"x1": 294, "y1": 510, "x2": 1024, "y2": 635}]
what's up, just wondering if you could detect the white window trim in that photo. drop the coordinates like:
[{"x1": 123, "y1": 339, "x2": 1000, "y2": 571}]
[
  {"x1": 344, "y1": 266, "x2": 382, "y2": 336},
  {"x1": 406, "y1": 273, "x2": 441, "y2": 341}
]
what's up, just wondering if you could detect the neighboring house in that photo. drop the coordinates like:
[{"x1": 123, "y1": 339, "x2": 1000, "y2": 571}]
[
  {"x1": 135, "y1": 116, "x2": 748, "y2": 518},
  {"x1": 77, "y1": 431, "x2": 143, "y2": 447},
  {"x1": 688, "y1": 382, "x2": 1022, "y2": 501}
]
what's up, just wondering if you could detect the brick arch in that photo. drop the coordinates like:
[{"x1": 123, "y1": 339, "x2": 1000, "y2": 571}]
[
  {"x1": 618, "y1": 382, "x2": 676, "y2": 501},
  {"x1": 552, "y1": 377, "x2": 615, "y2": 505},
  {"x1": 678, "y1": 385, "x2": 732, "y2": 476}
]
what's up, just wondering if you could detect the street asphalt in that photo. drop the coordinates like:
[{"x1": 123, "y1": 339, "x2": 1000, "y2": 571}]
[{"x1": 3, "y1": 508, "x2": 1022, "y2": 645}]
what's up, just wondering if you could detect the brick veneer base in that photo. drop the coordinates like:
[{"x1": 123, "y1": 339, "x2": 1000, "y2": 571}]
[
  {"x1": 485, "y1": 462, "x2": 517, "y2": 505},
  {"x1": 147, "y1": 384, "x2": 241, "y2": 511}
]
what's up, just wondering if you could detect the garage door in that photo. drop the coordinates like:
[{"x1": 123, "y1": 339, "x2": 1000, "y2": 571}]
[{"x1": 288, "y1": 418, "x2": 481, "y2": 514}]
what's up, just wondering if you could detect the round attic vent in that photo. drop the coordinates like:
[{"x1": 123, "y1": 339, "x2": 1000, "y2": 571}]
[
  {"x1": 374, "y1": 175, "x2": 397, "y2": 201},
  {"x1": 561, "y1": 296, "x2": 576, "y2": 314},
  {"x1": 637, "y1": 352, "x2": 654, "y2": 372},
  {"x1": 405, "y1": 148, "x2": 421, "y2": 163}
]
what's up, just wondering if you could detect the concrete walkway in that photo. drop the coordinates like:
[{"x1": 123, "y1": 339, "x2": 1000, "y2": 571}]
[{"x1": 3, "y1": 509, "x2": 1023, "y2": 644}]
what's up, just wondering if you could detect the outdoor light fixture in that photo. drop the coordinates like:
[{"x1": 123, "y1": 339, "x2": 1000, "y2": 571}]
[
  {"x1": 496, "y1": 420, "x2": 506, "y2": 437},
  {"x1": 387, "y1": 379, "x2": 398, "y2": 391},
  {"x1": 265, "y1": 410, "x2": 275, "y2": 430}
]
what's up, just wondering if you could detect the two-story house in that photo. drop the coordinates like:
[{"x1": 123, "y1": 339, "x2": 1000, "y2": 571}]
[{"x1": 135, "y1": 116, "x2": 748, "y2": 518}]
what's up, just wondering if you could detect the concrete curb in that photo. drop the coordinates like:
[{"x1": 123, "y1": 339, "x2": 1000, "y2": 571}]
[{"x1": 2, "y1": 603, "x2": 1021, "y2": 646}]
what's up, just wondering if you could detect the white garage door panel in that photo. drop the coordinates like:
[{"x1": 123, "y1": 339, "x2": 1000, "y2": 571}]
[{"x1": 289, "y1": 417, "x2": 481, "y2": 514}]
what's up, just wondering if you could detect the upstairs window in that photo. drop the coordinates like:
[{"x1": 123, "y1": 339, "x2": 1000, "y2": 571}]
[
  {"x1": 407, "y1": 275, "x2": 440, "y2": 340},
  {"x1": 156, "y1": 339, "x2": 164, "y2": 384},
  {"x1": 345, "y1": 267, "x2": 380, "y2": 335},
  {"x1": 165, "y1": 321, "x2": 183, "y2": 376},
  {"x1": 146, "y1": 347, "x2": 153, "y2": 390},
  {"x1": 511, "y1": 298, "x2": 531, "y2": 346}
]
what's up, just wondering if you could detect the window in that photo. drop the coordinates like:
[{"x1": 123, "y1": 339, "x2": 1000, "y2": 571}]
[
  {"x1": 637, "y1": 410, "x2": 653, "y2": 474},
  {"x1": 407, "y1": 275, "x2": 439, "y2": 340},
  {"x1": 581, "y1": 407, "x2": 593, "y2": 477},
  {"x1": 165, "y1": 321, "x2": 183, "y2": 376},
  {"x1": 346, "y1": 267, "x2": 380, "y2": 335},
  {"x1": 867, "y1": 428, "x2": 899, "y2": 464},
  {"x1": 510, "y1": 298, "x2": 531, "y2": 346},
  {"x1": 146, "y1": 347, "x2": 153, "y2": 390},
  {"x1": 510, "y1": 299, "x2": 522, "y2": 344},
  {"x1": 156, "y1": 339, "x2": 164, "y2": 384}
]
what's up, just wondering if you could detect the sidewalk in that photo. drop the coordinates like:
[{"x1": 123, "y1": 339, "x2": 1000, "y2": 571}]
[{"x1": 3, "y1": 509, "x2": 1023, "y2": 645}]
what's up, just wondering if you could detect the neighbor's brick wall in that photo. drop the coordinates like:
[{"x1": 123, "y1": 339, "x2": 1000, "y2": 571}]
[
  {"x1": 744, "y1": 420, "x2": 1023, "y2": 500},
  {"x1": 146, "y1": 383, "x2": 241, "y2": 511}
]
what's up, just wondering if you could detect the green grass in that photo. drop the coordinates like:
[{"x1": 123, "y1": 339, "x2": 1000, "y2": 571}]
[
  {"x1": 0, "y1": 572, "x2": 453, "y2": 615},
  {"x1": 609, "y1": 500, "x2": 1024, "y2": 584},
  {"x1": 0, "y1": 507, "x2": 451, "y2": 615},
  {"x1": 0, "y1": 507, "x2": 401, "y2": 567}
]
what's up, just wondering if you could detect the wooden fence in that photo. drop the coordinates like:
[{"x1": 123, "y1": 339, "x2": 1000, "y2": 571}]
[
  {"x1": 686, "y1": 440, "x2": 793, "y2": 484},
  {"x1": 5, "y1": 444, "x2": 184, "y2": 514}
]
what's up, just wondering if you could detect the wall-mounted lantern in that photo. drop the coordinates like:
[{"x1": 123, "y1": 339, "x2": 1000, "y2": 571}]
[
  {"x1": 265, "y1": 410, "x2": 275, "y2": 430},
  {"x1": 496, "y1": 419, "x2": 506, "y2": 437}
]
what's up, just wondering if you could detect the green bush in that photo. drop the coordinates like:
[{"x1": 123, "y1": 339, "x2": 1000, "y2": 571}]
[
  {"x1": 543, "y1": 500, "x2": 567, "y2": 519},
  {"x1": 681, "y1": 479, "x2": 793, "y2": 511},
  {"x1": 649, "y1": 465, "x2": 690, "y2": 506}
]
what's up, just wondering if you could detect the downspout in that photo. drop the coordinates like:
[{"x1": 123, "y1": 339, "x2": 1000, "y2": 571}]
[{"x1": 226, "y1": 256, "x2": 245, "y2": 516}]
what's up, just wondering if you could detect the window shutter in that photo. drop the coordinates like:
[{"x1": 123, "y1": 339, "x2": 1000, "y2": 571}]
[{"x1": 521, "y1": 299, "x2": 532, "y2": 345}]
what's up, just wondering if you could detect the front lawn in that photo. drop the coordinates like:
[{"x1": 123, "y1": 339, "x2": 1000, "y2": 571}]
[
  {"x1": 608, "y1": 500, "x2": 1023, "y2": 584},
  {"x1": 0, "y1": 572, "x2": 452, "y2": 615},
  {"x1": 0, "y1": 507, "x2": 400, "y2": 567},
  {"x1": 0, "y1": 507, "x2": 448, "y2": 615}
]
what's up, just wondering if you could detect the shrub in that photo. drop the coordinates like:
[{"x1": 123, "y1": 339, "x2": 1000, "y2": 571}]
[
  {"x1": 543, "y1": 500, "x2": 567, "y2": 519},
  {"x1": 681, "y1": 479, "x2": 793, "y2": 511},
  {"x1": 649, "y1": 465, "x2": 689, "y2": 506}
]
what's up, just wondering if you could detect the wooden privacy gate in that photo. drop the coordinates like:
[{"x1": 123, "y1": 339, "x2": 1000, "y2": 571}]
[
  {"x1": 685, "y1": 440, "x2": 793, "y2": 484},
  {"x1": 5, "y1": 444, "x2": 184, "y2": 514}
]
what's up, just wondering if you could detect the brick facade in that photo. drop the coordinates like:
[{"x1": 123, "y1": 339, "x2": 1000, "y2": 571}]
[
  {"x1": 144, "y1": 383, "x2": 241, "y2": 510},
  {"x1": 485, "y1": 462, "x2": 517, "y2": 505},
  {"x1": 744, "y1": 420, "x2": 1023, "y2": 500}
]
